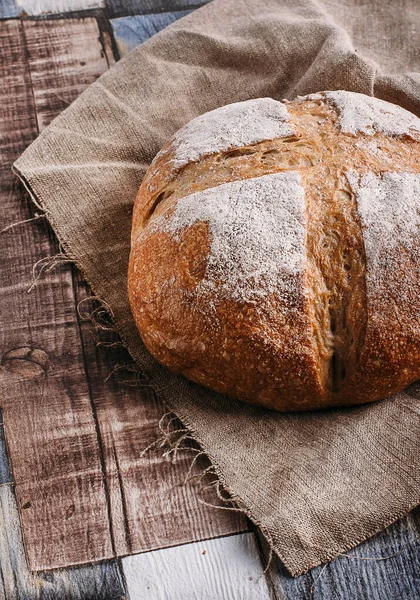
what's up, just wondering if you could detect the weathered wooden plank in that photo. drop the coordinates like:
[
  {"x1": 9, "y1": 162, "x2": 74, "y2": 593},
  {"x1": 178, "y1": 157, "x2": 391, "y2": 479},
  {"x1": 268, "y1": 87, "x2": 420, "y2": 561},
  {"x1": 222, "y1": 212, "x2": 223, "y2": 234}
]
[
  {"x1": 14, "y1": 0, "x2": 104, "y2": 15},
  {"x1": 264, "y1": 507, "x2": 420, "y2": 600},
  {"x1": 74, "y1": 278, "x2": 248, "y2": 557},
  {"x1": 111, "y1": 11, "x2": 192, "y2": 57},
  {"x1": 0, "y1": 19, "x2": 112, "y2": 570},
  {"x1": 23, "y1": 18, "x2": 110, "y2": 131},
  {"x1": 122, "y1": 532, "x2": 274, "y2": 600},
  {"x1": 22, "y1": 11, "x2": 247, "y2": 559},
  {"x1": 0, "y1": 485, "x2": 125, "y2": 600},
  {"x1": 106, "y1": 0, "x2": 209, "y2": 18}
]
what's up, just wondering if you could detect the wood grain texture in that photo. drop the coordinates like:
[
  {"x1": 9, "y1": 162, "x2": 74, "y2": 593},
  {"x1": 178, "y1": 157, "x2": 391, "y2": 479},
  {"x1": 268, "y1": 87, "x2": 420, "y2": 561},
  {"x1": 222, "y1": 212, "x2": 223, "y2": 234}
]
[
  {"x1": 0, "y1": 485, "x2": 125, "y2": 600},
  {"x1": 111, "y1": 11, "x2": 192, "y2": 56},
  {"x1": 122, "y1": 532, "x2": 274, "y2": 600},
  {"x1": 263, "y1": 507, "x2": 420, "y2": 600},
  {"x1": 23, "y1": 18, "x2": 110, "y2": 131},
  {"x1": 105, "y1": 0, "x2": 209, "y2": 18},
  {"x1": 0, "y1": 18, "x2": 112, "y2": 571},
  {"x1": 15, "y1": 0, "x2": 104, "y2": 15},
  {"x1": 16, "y1": 12, "x2": 247, "y2": 568}
]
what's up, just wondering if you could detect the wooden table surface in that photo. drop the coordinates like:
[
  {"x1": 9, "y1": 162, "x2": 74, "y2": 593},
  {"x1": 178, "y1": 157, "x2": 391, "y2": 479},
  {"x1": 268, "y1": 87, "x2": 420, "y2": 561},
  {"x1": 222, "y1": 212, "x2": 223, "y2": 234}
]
[{"x1": 0, "y1": 0, "x2": 419, "y2": 598}]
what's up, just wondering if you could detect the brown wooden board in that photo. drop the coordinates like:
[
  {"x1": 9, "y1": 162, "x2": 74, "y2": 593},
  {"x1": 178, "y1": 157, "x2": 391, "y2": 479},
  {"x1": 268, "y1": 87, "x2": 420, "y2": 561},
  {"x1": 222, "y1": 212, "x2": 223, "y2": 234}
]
[
  {"x1": 0, "y1": 19, "x2": 113, "y2": 571},
  {"x1": 0, "y1": 15, "x2": 247, "y2": 573},
  {"x1": 0, "y1": 485, "x2": 126, "y2": 600},
  {"x1": 75, "y1": 278, "x2": 248, "y2": 557},
  {"x1": 23, "y1": 14, "x2": 247, "y2": 556},
  {"x1": 260, "y1": 507, "x2": 420, "y2": 600},
  {"x1": 23, "y1": 17, "x2": 114, "y2": 131},
  {"x1": 0, "y1": 391, "x2": 125, "y2": 600}
]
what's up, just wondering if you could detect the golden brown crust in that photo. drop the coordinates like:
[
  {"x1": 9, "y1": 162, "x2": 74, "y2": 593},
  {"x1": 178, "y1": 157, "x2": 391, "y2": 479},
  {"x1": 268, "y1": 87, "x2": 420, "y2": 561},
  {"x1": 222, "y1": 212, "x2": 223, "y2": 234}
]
[{"x1": 129, "y1": 93, "x2": 420, "y2": 411}]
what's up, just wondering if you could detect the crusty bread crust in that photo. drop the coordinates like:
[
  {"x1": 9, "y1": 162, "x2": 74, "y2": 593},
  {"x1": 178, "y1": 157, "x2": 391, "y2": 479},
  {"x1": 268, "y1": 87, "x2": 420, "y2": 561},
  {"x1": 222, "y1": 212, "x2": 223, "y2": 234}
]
[{"x1": 129, "y1": 92, "x2": 420, "y2": 411}]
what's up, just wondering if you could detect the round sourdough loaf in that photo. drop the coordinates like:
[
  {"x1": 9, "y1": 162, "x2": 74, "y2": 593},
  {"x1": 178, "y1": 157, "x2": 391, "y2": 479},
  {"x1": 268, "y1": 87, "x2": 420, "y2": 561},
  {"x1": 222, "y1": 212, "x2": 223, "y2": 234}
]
[{"x1": 128, "y1": 91, "x2": 420, "y2": 412}]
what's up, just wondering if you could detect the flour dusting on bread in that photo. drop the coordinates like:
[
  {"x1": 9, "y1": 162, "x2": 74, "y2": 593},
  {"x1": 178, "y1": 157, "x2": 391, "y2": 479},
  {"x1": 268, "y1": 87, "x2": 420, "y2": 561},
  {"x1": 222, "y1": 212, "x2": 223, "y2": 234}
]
[
  {"x1": 348, "y1": 171, "x2": 420, "y2": 312},
  {"x1": 168, "y1": 99, "x2": 295, "y2": 169},
  {"x1": 307, "y1": 91, "x2": 420, "y2": 138},
  {"x1": 151, "y1": 171, "x2": 306, "y2": 304}
]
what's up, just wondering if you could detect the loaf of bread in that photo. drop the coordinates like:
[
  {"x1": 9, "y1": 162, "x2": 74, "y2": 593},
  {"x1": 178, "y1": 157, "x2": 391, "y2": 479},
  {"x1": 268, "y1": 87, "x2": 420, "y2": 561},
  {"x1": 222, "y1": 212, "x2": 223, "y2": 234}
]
[{"x1": 128, "y1": 91, "x2": 420, "y2": 412}]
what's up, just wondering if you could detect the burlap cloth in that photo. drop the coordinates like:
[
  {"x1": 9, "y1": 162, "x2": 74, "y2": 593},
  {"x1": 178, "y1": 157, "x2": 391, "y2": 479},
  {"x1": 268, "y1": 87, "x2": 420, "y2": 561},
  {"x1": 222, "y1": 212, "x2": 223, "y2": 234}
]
[{"x1": 13, "y1": 0, "x2": 420, "y2": 576}]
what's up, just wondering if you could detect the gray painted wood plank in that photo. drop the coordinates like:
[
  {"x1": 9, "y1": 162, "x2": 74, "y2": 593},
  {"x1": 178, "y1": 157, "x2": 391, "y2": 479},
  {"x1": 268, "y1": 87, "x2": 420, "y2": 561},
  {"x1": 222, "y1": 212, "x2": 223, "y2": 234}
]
[
  {"x1": 264, "y1": 507, "x2": 420, "y2": 599},
  {"x1": 0, "y1": 485, "x2": 126, "y2": 600},
  {"x1": 0, "y1": 0, "x2": 106, "y2": 17},
  {"x1": 111, "y1": 11, "x2": 192, "y2": 56},
  {"x1": 0, "y1": 0, "x2": 20, "y2": 18},
  {"x1": 12, "y1": 0, "x2": 104, "y2": 15},
  {"x1": 106, "y1": 0, "x2": 209, "y2": 18}
]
